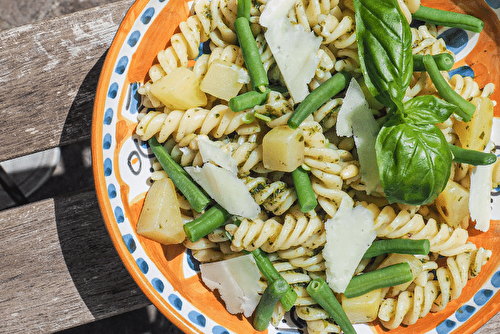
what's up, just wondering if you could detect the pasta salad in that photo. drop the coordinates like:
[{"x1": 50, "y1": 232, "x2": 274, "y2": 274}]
[{"x1": 133, "y1": 0, "x2": 499, "y2": 332}]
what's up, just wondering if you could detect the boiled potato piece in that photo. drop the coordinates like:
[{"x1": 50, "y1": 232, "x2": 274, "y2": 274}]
[
  {"x1": 341, "y1": 288, "x2": 383, "y2": 323},
  {"x1": 136, "y1": 177, "x2": 185, "y2": 245},
  {"x1": 149, "y1": 67, "x2": 207, "y2": 110},
  {"x1": 435, "y1": 180, "x2": 469, "y2": 228},
  {"x1": 200, "y1": 59, "x2": 247, "y2": 101},
  {"x1": 454, "y1": 97, "x2": 493, "y2": 152},
  {"x1": 262, "y1": 125, "x2": 305, "y2": 172}
]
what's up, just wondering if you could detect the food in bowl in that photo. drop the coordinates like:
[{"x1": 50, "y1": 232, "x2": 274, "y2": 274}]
[{"x1": 131, "y1": 0, "x2": 499, "y2": 332}]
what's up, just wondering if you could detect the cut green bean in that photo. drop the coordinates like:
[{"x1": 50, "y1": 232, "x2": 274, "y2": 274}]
[
  {"x1": 236, "y1": 0, "x2": 251, "y2": 20},
  {"x1": 344, "y1": 262, "x2": 413, "y2": 299},
  {"x1": 183, "y1": 204, "x2": 231, "y2": 242},
  {"x1": 253, "y1": 278, "x2": 289, "y2": 331},
  {"x1": 288, "y1": 71, "x2": 351, "y2": 129},
  {"x1": 234, "y1": 17, "x2": 269, "y2": 92},
  {"x1": 423, "y1": 54, "x2": 476, "y2": 122},
  {"x1": 292, "y1": 166, "x2": 318, "y2": 213},
  {"x1": 149, "y1": 137, "x2": 210, "y2": 212},
  {"x1": 449, "y1": 143, "x2": 497, "y2": 166},
  {"x1": 252, "y1": 248, "x2": 297, "y2": 311},
  {"x1": 306, "y1": 278, "x2": 356, "y2": 334},
  {"x1": 412, "y1": 6, "x2": 484, "y2": 33},
  {"x1": 362, "y1": 239, "x2": 430, "y2": 259},
  {"x1": 229, "y1": 89, "x2": 270, "y2": 112},
  {"x1": 413, "y1": 53, "x2": 454, "y2": 72}
]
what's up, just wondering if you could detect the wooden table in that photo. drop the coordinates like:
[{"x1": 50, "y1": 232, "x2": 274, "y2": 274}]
[{"x1": 0, "y1": 0, "x2": 498, "y2": 333}]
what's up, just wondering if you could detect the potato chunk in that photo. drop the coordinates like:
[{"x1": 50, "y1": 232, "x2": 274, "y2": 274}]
[
  {"x1": 454, "y1": 97, "x2": 493, "y2": 152},
  {"x1": 262, "y1": 125, "x2": 304, "y2": 172},
  {"x1": 136, "y1": 177, "x2": 185, "y2": 245},
  {"x1": 200, "y1": 59, "x2": 247, "y2": 101},
  {"x1": 341, "y1": 289, "x2": 383, "y2": 323},
  {"x1": 149, "y1": 67, "x2": 207, "y2": 110},
  {"x1": 435, "y1": 179, "x2": 469, "y2": 228}
]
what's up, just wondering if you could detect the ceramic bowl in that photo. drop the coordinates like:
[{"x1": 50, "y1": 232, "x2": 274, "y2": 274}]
[{"x1": 92, "y1": 0, "x2": 500, "y2": 333}]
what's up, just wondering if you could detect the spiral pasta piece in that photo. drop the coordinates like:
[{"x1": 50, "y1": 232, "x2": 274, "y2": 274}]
[
  {"x1": 378, "y1": 248, "x2": 491, "y2": 329},
  {"x1": 359, "y1": 202, "x2": 477, "y2": 256},
  {"x1": 243, "y1": 176, "x2": 298, "y2": 215},
  {"x1": 194, "y1": 0, "x2": 238, "y2": 47},
  {"x1": 411, "y1": 24, "x2": 448, "y2": 55},
  {"x1": 135, "y1": 105, "x2": 260, "y2": 143},
  {"x1": 226, "y1": 206, "x2": 323, "y2": 252},
  {"x1": 192, "y1": 45, "x2": 246, "y2": 80},
  {"x1": 184, "y1": 237, "x2": 234, "y2": 263},
  {"x1": 295, "y1": 306, "x2": 341, "y2": 334},
  {"x1": 277, "y1": 245, "x2": 326, "y2": 272}
]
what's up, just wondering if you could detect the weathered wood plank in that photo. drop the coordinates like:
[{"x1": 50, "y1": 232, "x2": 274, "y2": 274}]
[
  {"x1": 0, "y1": 0, "x2": 134, "y2": 163},
  {"x1": 0, "y1": 190, "x2": 150, "y2": 333}
]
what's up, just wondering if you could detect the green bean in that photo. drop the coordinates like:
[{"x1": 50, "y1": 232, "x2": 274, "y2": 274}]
[
  {"x1": 234, "y1": 17, "x2": 269, "y2": 92},
  {"x1": 449, "y1": 143, "x2": 497, "y2": 166},
  {"x1": 236, "y1": 0, "x2": 251, "y2": 20},
  {"x1": 288, "y1": 71, "x2": 351, "y2": 129},
  {"x1": 423, "y1": 54, "x2": 476, "y2": 122},
  {"x1": 306, "y1": 278, "x2": 356, "y2": 334},
  {"x1": 149, "y1": 137, "x2": 210, "y2": 213},
  {"x1": 292, "y1": 166, "x2": 318, "y2": 213},
  {"x1": 183, "y1": 205, "x2": 231, "y2": 242},
  {"x1": 229, "y1": 89, "x2": 270, "y2": 112},
  {"x1": 413, "y1": 53, "x2": 454, "y2": 72},
  {"x1": 344, "y1": 262, "x2": 413, "y2": 299},
  {"x1": 412, "y1": 6, "x2": 484, "y2": 33},
  {"x1": 362, "y1": 239, "x2": 430, "y2": 259},
  {"x1": 252, "y1": 248, "x2": 297, "y2": 311},
  {"x1": 252, "y1": 278, "x2": 289, "y2": 331}
]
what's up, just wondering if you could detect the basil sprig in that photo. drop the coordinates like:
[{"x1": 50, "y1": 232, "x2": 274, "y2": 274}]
[
  {"x1": 376, "y1": 97, "x2": 457, "y2": 205},
  {"x1": 354, "y1": 0, "x2": 412, "y2": 112},
  {"x1": 353, "y1": 0, "x2": 461, "y2": 205}
]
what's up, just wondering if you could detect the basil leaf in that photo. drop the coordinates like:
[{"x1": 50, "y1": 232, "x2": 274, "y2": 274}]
[
  {"x1": 376, "y1": 121, "x2": 452, "y2": 205},
  {"x1": 353, "y1": 0, "x2": 413, "y2": 110},
  {"x1": 403, "y1": 95, "x2": 459, "y2": 125}
]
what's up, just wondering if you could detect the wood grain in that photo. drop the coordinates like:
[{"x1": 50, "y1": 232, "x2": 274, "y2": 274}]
[
  {"x1": 0, "y1": 0, "x2": 134, "y2": 163},
  {"x1": 0, "y1": 191, "x2": 150, "y2": 333}
]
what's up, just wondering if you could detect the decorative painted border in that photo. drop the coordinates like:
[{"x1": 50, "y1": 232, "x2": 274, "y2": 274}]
[{"x1": 92, "y1": 1, "x2": 500, "y2": 333}]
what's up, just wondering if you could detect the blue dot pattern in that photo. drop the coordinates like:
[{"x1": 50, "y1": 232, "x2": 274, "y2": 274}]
[
  {"x1": 436, "y1": 319, "x2": 456, "y2": 334},
  {"x1": 474, "y1": 289, "x2": 494, "y2": 306},
  {"x1": 114, "y1": 206, "x2": 125, "y2": 223},
  {"x1": 448, "y1": 65, "x2": 474, "y2": 78},
  {"x1": 107, "y1": 183, "x2": 117, "y2": 198},
  {"x1": 168, "y1": 294, "x2": 183, "y2": 311},
  {"x1": 136, "y1": 258, "x2": 149, "y2": 274},
  {"x1": 122, "y1": 234, "x2": 136, "y2": 253},
  {"x1": 104, "y1": 158, "x2": 112, "y2": 176},
  {"x1": 188, "y1": 311, "x2": 206, "y2": 327},
  {"x1": 455, "y1": 305, "x2": 476, "y2": 322},
  {"x1": 107, "y1": 82, "x2": 119, "y2": 99},
  {"x1": 104, "y1": 108, "x2": 113, "y2": 125},
  {"x1": 115, "y1": 56, "x2": 129, "y2": 75},
  {"x1": 486, "y1": 0, "x2": 500, "y2": 9},
  {"x1": 152, "y1": 278, "x2": 164, "y2": 293},
  {"x1": 128, "y1": 30, "x2": 141, "y2": 47},
  {"x1": 438, "y1": 28, "x2": 469, "y2": 55},
  {"x1": 212, "y1": 326, "x2": 230, "y2": 334},
  {"x1": 103, "y1": 134, "x2": 112, "y2": 150},
  {"x1": 491, "y1": 271, "x2": 500, "y2": 287},
  {"x1": 141, "y1": 7, "x2": 155, "y2": 24}
]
